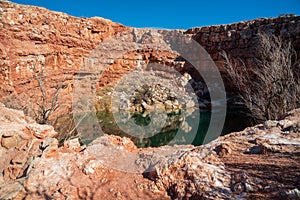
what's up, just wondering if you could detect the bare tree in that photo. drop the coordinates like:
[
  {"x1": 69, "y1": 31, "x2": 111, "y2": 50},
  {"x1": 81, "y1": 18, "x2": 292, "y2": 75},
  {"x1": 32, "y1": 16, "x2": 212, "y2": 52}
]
[
  {"x1": 0, "y1": 56, "x2": 84, "y2": 145},
  {"x1": 0, "y1": 56, "x2": 64, "y2": 125},
  {"x1": 28, "y1": 58, "x2": 62, "y2": 124},
  {"x1": 222, "y1": 33, "x2": 300, "y2": 122}
]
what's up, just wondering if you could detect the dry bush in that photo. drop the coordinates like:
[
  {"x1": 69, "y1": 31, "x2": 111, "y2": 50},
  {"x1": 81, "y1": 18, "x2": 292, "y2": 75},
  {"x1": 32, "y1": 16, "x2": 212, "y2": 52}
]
[
  {"x1": 29, "y1": 59, "x2": 62, "y2": 124},
  {"x1": 2, "y1": 57, "x2": 65, "y2": 125},
  {"x1": 222, "y1": 33, "x2": 300, "y2": 122},
  {"x1": 2, "y1": 57, "x2": 80, "y2": 143}
]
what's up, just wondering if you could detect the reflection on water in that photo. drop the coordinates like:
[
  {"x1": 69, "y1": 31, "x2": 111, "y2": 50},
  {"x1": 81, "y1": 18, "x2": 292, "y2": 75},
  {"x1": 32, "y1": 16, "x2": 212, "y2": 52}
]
[
  {"x1": 132, "y1": 113, "x2": 151, "y2": 127},
  {"x1": 96, "y1": 109, "x2": 251, "y2": 148}
]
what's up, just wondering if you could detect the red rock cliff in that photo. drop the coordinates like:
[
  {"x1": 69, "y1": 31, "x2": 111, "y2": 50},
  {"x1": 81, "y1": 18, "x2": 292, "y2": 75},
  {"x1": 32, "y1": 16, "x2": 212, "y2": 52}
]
[
  {"x1": 0, "y1": 0, "x2": 129, "y2": 116},
  {"x1": 0, "y1": 1, "x2": 299, "y2": 119}
]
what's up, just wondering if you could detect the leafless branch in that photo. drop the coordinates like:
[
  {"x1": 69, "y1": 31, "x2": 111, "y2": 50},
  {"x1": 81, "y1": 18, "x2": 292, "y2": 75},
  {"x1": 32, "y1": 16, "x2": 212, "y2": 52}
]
[{"x1": 222, "y1": 33, "x2": 300, "y2": 122}]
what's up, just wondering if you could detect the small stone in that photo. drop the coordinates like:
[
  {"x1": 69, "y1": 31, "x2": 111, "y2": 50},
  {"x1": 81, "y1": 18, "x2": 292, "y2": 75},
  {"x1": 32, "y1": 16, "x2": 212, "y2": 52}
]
[
  {"x1": 214, "y1": 143, "x2": 232, "y2": 157},
  {"x1": 3, "y1": 165, "x2": 23, "y2": 180},
  {"x1": 1, "y1": 136, "x2": 17, "y2": 149},
  {"x1": 232, "y1": 182, "x2": 245, "y2": 193},
  {"x1": 284, "y1": 188, "x2": 300, "y2": 198},
  {"x1": 233, "y1": 171, "x2": 248, "y2": 183},
  {"x1": 33, "y1": 131, "x2": 45, "y2": 139},
  {"x1": 278, "y1": 119, "x2": 294, "y2": 130},
  {"x1": 32, "y1": 126, "x2": 57, "y2": 139},
  {"x1": 141, "y1": 101, "x2": 151, "y2": 110},
  {"x1": 179, "y1": 73, "x2": 191, "y2": 86},
  {"x1": 247, "y1": 145, "x2": 266, "y2": 154},
  {"x1": 41, "y1": 137, "x2": 58, "y2": 150},
  {"x1": 246, "y1": 129, "x2": 256, "y2": 135},
  {"x1": 173, "y1": 101, "x2": 182, "y2": 110},
  {"x1": 143, "y1": 166, "x2": 159, "y2": 181},
  {"x1": 114, "y1": 191, "x2": 122, "y2": 197},
  {"x1": 181, "y1": 121, "x2": 192, "y2": 133},
  {"x1": 186, "y1": 100, "x2": 195, "y2": 109},
  {"x1": 245, "y1": 183, "x2": 254, "y2": 192},
  {"x1": 264, "y1": 120, "x2": 278, "y2": 129},
  {"x1": 83, "y1": 160, "x2": 103, "y2": 175},
  {"x1": 11, "y1": 150, "x2": 27, "y2": 165},
  {"x1": 41, "y1": 138, "x2": 59, "y2": 157},
  {"x1": 19, "y1": 129, "x2": 33, "y2": 140},
  {"x1": 153, "y1": 102, "x2": 165, "y2": 110},
  {"x1": 16, "y1": 140, "x2": 28, "y2": 151},
  {"x1": 164, "y1": 100, "x2": 173, "y2": 110},
  {"x1": 63, "y1": 138, "x2": 81, "y2": 151}
]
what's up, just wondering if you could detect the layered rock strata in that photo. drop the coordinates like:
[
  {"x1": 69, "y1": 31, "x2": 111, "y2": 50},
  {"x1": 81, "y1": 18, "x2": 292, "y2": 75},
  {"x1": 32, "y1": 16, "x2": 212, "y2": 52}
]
[{"x1": 0, "y1": 1, "x2": 299, "y2": 118}]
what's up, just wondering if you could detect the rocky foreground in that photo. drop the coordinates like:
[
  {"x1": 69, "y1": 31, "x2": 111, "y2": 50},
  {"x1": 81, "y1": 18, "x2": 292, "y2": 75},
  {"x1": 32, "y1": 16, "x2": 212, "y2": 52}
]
[
  {"x1": 0, "y1": 103, "x2": 299, "y2": 199},
  {"x1": 1, "y1": 0, "x2": 299, "y2": 120}
]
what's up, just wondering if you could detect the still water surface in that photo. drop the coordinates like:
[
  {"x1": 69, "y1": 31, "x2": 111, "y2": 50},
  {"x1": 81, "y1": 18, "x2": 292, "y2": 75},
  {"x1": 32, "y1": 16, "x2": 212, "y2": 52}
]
[{"x1": 96, "y1": 109, "x2": 250, "y2": 148}]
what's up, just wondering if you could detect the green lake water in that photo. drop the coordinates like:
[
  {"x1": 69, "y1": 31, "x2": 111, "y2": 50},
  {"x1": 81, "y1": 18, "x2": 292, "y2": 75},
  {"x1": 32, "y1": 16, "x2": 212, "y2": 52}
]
[{"x1": 95, "y1": 109, "x2": 251, "y2": 148}]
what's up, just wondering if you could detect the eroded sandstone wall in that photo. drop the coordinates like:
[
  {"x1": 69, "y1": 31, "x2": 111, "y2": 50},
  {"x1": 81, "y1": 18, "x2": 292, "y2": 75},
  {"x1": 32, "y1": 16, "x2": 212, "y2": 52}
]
[
  {"x1": 0, "y1": 0, "x2": 129, "y2": 115},
  {"x1": 0, "y1": 1, "x2": 299, "y2": 118},
  {"x1": 0, "y1": 1, "x2": 184, "y2": 119},
  {"x1": 185, "y1": 15, "x2": 300, "y2": 78}
]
